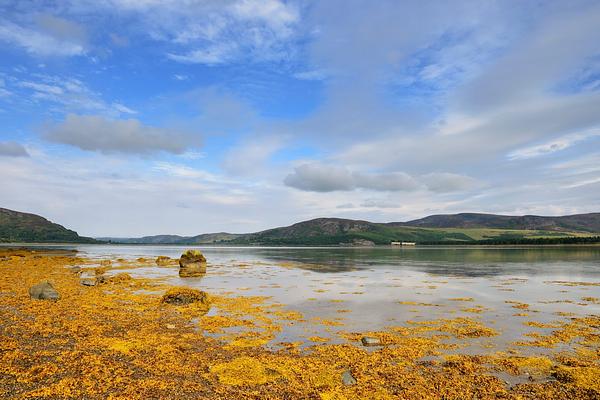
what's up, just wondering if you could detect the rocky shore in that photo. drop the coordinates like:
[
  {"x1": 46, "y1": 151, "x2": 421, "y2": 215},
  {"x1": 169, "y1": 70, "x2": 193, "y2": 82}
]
[{"x1": 0, "y1": 248, "x2": 599, "y2": 399}]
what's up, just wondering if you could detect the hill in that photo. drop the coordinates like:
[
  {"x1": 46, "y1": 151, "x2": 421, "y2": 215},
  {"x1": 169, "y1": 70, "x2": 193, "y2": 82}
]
[
  {"x1": 98, "y1": 233, "x2": 240, "y2": 245},
  {"x1": 106, "y1": 212, "x2": 600, "y2": 246},
  {"x1": 394, "y1": 212, "x2": 600, "y2": 233},
  {"x1": 0, "y1": 208, "x2": 96, "y2": 243}
]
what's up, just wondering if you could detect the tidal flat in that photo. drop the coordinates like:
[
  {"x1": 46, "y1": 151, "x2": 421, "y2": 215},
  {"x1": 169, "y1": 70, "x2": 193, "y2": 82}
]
[{"x1": 1, "y1": 245, "x2": 599, "y2": 399}]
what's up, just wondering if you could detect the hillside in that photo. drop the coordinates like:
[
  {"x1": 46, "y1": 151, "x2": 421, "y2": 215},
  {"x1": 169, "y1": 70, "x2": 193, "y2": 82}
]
[
  {"x1": 99, "y1": 233, "x2": 240, "y2": 245},
  {"x1": 394, "y1": 212, "x2": 600, "y2": 233},
  {"x1": 0, "y1": 208, "x2": 96, "y2": 243},
  {"x1": 106, "y1": 212, "x2": 600, "y2": 246}
]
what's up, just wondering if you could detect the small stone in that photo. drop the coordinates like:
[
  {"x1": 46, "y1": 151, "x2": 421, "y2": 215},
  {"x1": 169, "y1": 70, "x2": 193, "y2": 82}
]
[
  {"x1": 341, "y1": 370, "x2": 357, "y2": 386},
  {"x1": 29, "y1": 282, "x2": 60, "y2": 301},
  {"x1": 80, "y1": 277, "x2": 97, "y2": 286},
  {"x1": 360, "y1": 336, "x2": 381, "y2": 346},
  {"x1": 69, "y1": 266, "x2": 82, "y2": 274},
  {"x1": 166, "y1": 324, "x2": 176, "y2": 330}
]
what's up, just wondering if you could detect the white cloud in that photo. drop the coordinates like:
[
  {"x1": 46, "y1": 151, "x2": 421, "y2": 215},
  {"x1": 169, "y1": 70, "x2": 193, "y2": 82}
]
[
  {"x1": 508, "y1": 129, "x2": 600, "y2": 160},
  {"x1": 43, "y1": 114, "x2": 199, "y2": 155},
  {"x1": 0, "y1": 17, "x2": 86, "y2": 57},
  {"x1": 284, "y1": 163, "x2": 476, "y2": 193},
  {"x1": 12, "y1": 74, "x2": 135, "y2": 116},
  {"x1": 222, "y1": 135, "x2": 284, "y2": 176}
]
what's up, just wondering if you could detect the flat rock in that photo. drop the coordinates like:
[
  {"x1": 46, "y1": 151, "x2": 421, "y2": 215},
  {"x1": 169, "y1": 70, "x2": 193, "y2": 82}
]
[
  {"x1": 29, "y1": 282, "x2": 60, "y2": 301},
  {"x1": 360, "y1": 336, "x2": 382, "y2": 346},
  {"x1": 341, "y1": 370, "x2": 357, "y2": 386},
  {"x1": 80, "y1": 277, "x2": 98, "y2": 286}
]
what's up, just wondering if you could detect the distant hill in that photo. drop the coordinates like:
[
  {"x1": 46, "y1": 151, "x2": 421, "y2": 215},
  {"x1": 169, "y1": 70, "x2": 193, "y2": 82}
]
[
  {"x1": 393, "y1": 212, "x2": 600, "y2": 233},
  {"x1": 0, "y1": 208, "x2": 96, "y2": 243},
  {"x1": 105, "y1": 213, "x2": 600, "y2": 246},
  {"x1": 98, "y1": 232, "x2": 240, "y2": 245},
  {"x1": 4, "y1": 207, "x2": 597, "y2": 246}
]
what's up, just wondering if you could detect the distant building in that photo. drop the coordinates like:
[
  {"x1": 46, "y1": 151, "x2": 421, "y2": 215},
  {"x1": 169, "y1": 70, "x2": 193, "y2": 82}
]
[{"x1": 391, "y1": 241, "x2": 416, "y2": 246}]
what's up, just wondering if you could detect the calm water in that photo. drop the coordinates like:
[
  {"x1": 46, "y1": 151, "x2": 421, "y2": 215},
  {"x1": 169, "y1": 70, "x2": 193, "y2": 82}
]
[{"x1": 9, "y1": 244, "x2": 600, "y2": 351}]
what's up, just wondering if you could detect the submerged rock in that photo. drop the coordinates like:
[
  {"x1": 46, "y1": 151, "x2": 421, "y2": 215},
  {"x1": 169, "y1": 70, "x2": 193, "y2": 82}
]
[
  {"x1": 360, "y1": 336, "x2": 382, "y2": 346},
  {"x1": 156, "y1": 256, "x2": 171, "y2": 266},
  {"x1": 178, "y1": 250, "x2": 207, "y2": 278},
  {"x1": 161, "y1": 287, "x2": 210, "y2": 306},
  {"x1": 29, "y1": 282, "x2": 60, "y2": 300},
  {"x1": 341, "y1": 370, "x2": 357, "y2": 385}
]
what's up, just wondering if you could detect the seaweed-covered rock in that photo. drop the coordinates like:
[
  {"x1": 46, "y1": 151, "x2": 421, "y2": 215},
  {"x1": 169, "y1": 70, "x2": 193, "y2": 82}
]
[
  {"x1": 161, "y1": 287, "x2": 210, "y2": 307},
  {"x1": 108, "y1": 273, "x2": 133, "y2": 284},
  {"x1": 156, "y1": 256, "x2": 171, "y2": 266},
  {"x1": 179, "y1": 250, "x2": 207, "y2": 278},
  {"x1": 29, "y1": 281, "x2": 60, "y2": 300}
]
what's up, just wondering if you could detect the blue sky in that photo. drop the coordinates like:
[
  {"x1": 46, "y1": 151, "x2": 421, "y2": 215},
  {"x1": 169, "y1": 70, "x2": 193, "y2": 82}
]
[{"x1": 1, "y1": 0, "x2": 599, "y2": 236}]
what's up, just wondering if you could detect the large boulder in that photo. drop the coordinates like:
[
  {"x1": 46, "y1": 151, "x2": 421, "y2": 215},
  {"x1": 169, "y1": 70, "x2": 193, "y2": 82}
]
[
  {"x1": 29, "y1": 282, "x2": 60, "y2": 301},
  {"x1": 161, "y1": 287, "x2": 210, "y2": 307},
  {"x1": 178, "y1": 250, "x2": 207, "y2": 278}
]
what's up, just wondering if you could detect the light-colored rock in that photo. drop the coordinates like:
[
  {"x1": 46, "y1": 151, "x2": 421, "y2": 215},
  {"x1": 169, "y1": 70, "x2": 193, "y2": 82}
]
[
  {"x1": 69, "y1": 266, "x2": 82, "y2": 274},
  {"x1": 166, "y1": 324, "x2": 176, "y2": 330},
  {"x1": 341, "y1": 370, "x2": 357, "y2": 385},
  {"x1": 360, "y1": 336, "x2": 382, "y2": 346},
  {"x1": 178, "y1": 250, "x2": 207, "y2": 278},
  {"x1": 29, "y1": 282, "x2": 60, "y2": 300},
  {"x1": 80, "y1": 277, "x2": 97, "y2": 286}
]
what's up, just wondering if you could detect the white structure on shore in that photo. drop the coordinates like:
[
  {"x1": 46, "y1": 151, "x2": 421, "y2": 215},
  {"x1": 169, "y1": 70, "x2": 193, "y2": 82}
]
[{"x1": 391, "y1": 241, "x2": 416, "y2": 246}]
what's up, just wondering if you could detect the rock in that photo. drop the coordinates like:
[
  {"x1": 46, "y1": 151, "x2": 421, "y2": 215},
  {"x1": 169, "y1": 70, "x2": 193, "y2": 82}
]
[
  {"x1": 352, "y1": 239, "x2": 375, "y2": 247},
  {"x1": 178, "y1": 250, "x2": 207, "y2": 278},
  {"x1": 29, "y1": 282, "x2": 60, "y2": 300},
  {"x1": 156, "y1": 256, "x2": 171, "y2": 266},
  {"x1": 80, "y1": 277, "x2": 97, "y2": 286},
  {"x1": 341, "y1": 370, "x2": 357, "y2": 386},
  {"x1": 80, "y1": 270, "x2": 99, "y2": 286},
  {"x1": 166, "y1": 324, "x2": 176, "y2": 330},
  {"x1": 107, "y1": 273, "x2": 133, "y2": 284},
  {"x1": 360, "y1": 336, "x2": 381, "y2": 346},
  {"x1": 100, "y1": 260, "x2": 112, "y2": 267},
  {"x1": 161, "y1": 287, "x2": 210, "y2": 307}
]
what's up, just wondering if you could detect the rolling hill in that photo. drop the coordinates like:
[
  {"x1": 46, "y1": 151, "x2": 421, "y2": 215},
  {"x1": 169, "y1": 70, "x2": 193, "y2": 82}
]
[
  {"x1": 0, "y1": 208, "x2": 96, "y2": 243},
  {"x1": 394, "y1": 212, "x2": 600, "y2": 232},
  {"x1": 105, "y1": 213, "x2": 600, "y2": 246},
  {"x1": 2, "y1": 207, "x2": 598, "y2": 245}
]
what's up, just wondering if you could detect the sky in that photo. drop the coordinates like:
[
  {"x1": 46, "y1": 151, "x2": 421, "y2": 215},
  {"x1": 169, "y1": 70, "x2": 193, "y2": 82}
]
[{"x1": 0, "y1": 0, "x2": 599, "y2": 237}]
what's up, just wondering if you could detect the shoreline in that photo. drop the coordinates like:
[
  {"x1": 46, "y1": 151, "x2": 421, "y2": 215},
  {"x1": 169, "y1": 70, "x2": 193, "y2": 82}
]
[{"x1": 1, "y1": 249, "x2": 599, "y2": 399}]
